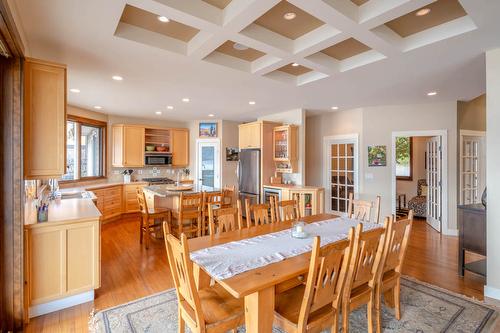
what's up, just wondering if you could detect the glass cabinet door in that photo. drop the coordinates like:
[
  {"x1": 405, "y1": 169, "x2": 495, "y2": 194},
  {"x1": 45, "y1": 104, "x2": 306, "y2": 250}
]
[{"x1": 274, "y1": 129, "x2": 288, "y2": 159}]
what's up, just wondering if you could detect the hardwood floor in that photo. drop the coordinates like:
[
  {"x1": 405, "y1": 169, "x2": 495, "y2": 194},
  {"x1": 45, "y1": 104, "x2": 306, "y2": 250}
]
[{"x1": 25, "y1": 215, "x2": 488, "y2": 332}]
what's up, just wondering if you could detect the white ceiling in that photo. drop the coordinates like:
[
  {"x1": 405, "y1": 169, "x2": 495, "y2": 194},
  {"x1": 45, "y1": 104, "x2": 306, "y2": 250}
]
[{"x1": 10, "y1": 0, "x2": 500, "y2": 121}]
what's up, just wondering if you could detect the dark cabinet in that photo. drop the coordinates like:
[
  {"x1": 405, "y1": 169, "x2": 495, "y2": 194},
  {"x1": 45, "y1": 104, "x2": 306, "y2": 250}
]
[{"x1": 458, "y1": 204, "x2": 486, "y2": 277}]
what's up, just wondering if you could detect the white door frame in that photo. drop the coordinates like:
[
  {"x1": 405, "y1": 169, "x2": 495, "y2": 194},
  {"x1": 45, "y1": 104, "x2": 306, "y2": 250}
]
[
  {"x1": 195, "y1": 139, "x2": 221, "y2": 188},
  {"x1": 323, "y1": 134, "x2": 359, "y2": 214},
  {"x1": 391, "y1": 130, "x2": 449, "y2": 234},
  {"x1": 459, "y1": 130, "x2": 486, "y2": 205}
]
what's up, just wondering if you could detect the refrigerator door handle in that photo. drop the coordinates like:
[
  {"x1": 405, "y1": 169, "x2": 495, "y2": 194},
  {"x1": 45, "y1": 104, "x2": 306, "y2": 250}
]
[{"x1": 236, "y1": 159, "x2": 240, "y2": 180}]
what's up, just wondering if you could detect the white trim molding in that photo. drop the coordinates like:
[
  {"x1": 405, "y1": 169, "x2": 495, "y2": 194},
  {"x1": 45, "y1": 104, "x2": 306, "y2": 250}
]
[
  {"x1": 485, "y1": 285, "x2": 500, "y2": 301},
  {"x1": 29, "y1": 290, "x2": 94, "y2": 318},
  {"x1": 390, "y1": 130, "x2": 449, "y2": 234}
]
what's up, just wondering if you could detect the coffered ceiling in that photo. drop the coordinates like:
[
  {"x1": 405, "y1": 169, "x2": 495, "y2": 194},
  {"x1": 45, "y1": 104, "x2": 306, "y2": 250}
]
[{"x1": 10, "y1": 0, "x2": 500, "y2": 120}]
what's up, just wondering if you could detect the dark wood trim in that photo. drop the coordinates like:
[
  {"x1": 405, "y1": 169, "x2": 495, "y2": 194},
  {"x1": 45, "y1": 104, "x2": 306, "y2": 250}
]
[
  {"x1": 396, "y1": 137, "x2": 413, "y2": 181},
  {"x1": 67, "y1": 114, "x2": 107, "y2": 127}
]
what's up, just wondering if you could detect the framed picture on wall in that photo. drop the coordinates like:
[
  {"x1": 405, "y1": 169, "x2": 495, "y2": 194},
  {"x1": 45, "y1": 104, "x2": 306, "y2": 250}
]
[
  {"x1": 199, "y1": 122, "x2": 217, "y2": 138},
  {"x1": 226, "y1": 147, "x2": 239, "y2": 161},
  {"x1": 368, "y1": 145, "x2": 387, "y2": 167}
]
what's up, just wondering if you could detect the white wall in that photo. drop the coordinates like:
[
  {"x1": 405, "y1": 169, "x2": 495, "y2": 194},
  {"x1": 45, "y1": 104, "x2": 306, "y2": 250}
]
[
  {"x1": 396, "y1": 136, "x2": 432, "y2": 201},
  {"x1": 306, "y1": 102, "x2": 458, "y2": 233},
  {"x1": 485, "y1": 48, "x2": 500, "y2": 301},
  {"x1": 258, "y1": 109, "x2": 306, "y2": 185}
]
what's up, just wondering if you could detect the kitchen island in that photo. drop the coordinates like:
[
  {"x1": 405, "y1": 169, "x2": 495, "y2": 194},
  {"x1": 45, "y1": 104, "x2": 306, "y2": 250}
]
[{"x1": 143, "y1": 184, "x2": 219, "y2": 212}]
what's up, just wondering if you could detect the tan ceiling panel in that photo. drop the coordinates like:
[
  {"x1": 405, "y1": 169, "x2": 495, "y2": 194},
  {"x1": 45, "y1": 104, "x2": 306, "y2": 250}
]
[
  {"x1": 215, "y1": 41, "x2": 266, "y2": 62},
  {"x1": 385, "y1": 0, "x2": 467, "y2": 38},
  {"x1": 254, "y1": 1, "x2": 324, "y2": 40},
  {"x1": 351, "y1": 0, "x2": 369, "y2": 6},
  {"x1": 321, "y1": 38, "x2": 371, "y2": 60},
  {"x1": 202, "y1": 0, "x2": 232, "y2": 10},
  {"x1": 120, "y1": 4, "x2": 199, "y2": 42},
  {"x1": 278, "y1": 63, "x2": 312, "y2": 76}
]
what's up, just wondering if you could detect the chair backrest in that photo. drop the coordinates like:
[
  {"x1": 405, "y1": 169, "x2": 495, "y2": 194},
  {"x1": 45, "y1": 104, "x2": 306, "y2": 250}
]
[
  {"x1": 208, "y1": 200, "x2": 243, "y2": 235},
  {"x1": 245, "y1": 199, "x2": 272, "y2": 227},
  {"x1": 346, "y1": 219, "x2": 388, "y2": 291},
  {"x1": 347, "y1": 192, "x2": 381, "y2": 223},
  {"x1": 297, "y1": 230, "x2": 355, "y2": 331},
  {"x1": 136, "y1": 188, "x2": 148, "y2": 214},
  {"x1": 277, "y1": 199, "x2": 300, "y2": 223},
  {"x1": 203, "y1": 191, "x2": 223, "y2": 212},
  {"x1": 222, "y1": 185, "x2": 236, "y2": 207},
  {"x1": 383, "y1": 211, "x2": 413, "y2": 275},
  {"x1": 162, "y1": 226, "x2": 204, "y2": 328},
  {"x1": 179, "y1": 192, "x2": 203, "y2": 220}
]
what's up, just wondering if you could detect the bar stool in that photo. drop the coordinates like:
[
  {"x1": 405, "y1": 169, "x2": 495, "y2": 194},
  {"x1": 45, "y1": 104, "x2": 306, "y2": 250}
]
[{"x1": 136, "y1": 188, "x2": 172, "y2": 249}]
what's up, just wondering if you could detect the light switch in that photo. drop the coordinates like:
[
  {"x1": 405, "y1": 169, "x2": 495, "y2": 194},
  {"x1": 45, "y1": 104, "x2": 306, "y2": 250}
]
[{"x1": 365, "y1": 173, "x2": 374, "y2": 180}]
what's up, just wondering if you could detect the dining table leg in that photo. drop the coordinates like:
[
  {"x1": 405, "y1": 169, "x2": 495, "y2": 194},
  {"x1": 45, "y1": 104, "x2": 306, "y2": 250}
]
[
  {"x1": 193, "y1": 264, "x2": 211, "y2": 290},
  {"x1": 244, "y1": 286, "x2": 275, "y2": 333}
]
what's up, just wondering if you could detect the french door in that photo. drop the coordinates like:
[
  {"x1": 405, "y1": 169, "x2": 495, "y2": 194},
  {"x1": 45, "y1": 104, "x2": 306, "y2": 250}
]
[
  {"x1": 324, "y1": 136, "x2": 358, "y2": 214},
  {"x1": 196, "y1": 140, "x2": 220, "y2": 188},
  {"x1": 460, "y1": 132, "x2": 486, "y2": 205},
  {"x1": 426, "y1": 136, "x2": 442, "y2": 232}
]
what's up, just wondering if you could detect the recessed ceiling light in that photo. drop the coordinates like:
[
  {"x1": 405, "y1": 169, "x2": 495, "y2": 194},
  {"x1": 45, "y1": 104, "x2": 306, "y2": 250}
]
[
  {"x1": 283, "y1": 12, "x2": 296, "y2": 20},
  {"x1": 249, "y1": 101, "x2": 256, "y2": 105},
  {"x1": 155, "y1": 111, "x2": 162, "y2": 115},
  {"x1": 112, "y1": 75, "x2": 123, "y2": 81},
  {"x1": 291, "y1": 63, "x2": 299, "y2": 67},
  {"x1": 427, "y1": 91, "x2": 437, "y2": 96},
  {"x1": 208, "y1": 114, "x2": 215, "y2": 117},
  {"x1": 182, "y1": 98, "x2": 190, "y2": 102},
  {"x1": 167, "y1": 105, "x2": 174, "y2": 110},
  {"x1": 70, "y1": 88, "x2": 80, "y2": 93},
  {"x1": 157, "y1": 16, "x2": 170, "y2": 23},
  {"x1": 233, "y1": 43, "x2": 249, "y2": 51},
  {"x1": 331, "y1": 106, "x2": 339, "y2": 110},
  {"x1": 94, "y1": 106, "x2": 102, "y2": 110},
  {"x1": 415, "y1": 8, "x2": 431, "y2": 16}
]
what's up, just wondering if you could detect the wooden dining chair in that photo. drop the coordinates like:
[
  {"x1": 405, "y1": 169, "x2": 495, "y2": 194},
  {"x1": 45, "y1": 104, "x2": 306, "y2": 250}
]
[
  {"x1": 162, "y1": 223, "x2": 245, "y2": 333},
  {"x1": 274, "y1": 230, "x2": 355, "y2": 333},
  {"x1": 347, "y1": 193, "x2": 381, "y2": 223},
  {"x1": 221, "y1": 185, "x2": 236, "y2": 208},
  {"x1": 201, "y1": 191, "x2": 223, "y2": 235},
  {"x1": 176, "y1": 192, "x2": 203, "y2": 238},
  {"x1": 136, "y1": 188, "x2": 171, "y2": 249},
  {"x1": 375, "y1": 211, "x2": 414, "y2": 330},
  {"x1": 245, "y1": 199, "x2": 274, "y2": 227},
  {"x1": 342, "y1": 219, "x2": 389, "y2": 333},
  {"x1": 208, "y1": 200, "x2": 243, "y2": 235},
  {"x1": 275, "y1": 198, "x2": 301, "y2": 223}
]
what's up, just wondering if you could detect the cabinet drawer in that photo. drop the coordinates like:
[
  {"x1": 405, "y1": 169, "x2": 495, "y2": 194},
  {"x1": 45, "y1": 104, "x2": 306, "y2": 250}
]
[
  {"x1": 104, "y1": 199, "x2": 121, "y2": 211},
  {"x1": 105, "y1": 186, "x2": 122, "y2": 197}
]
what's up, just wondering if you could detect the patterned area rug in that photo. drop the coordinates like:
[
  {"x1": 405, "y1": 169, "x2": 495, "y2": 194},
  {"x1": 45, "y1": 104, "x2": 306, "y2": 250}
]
[{"x1": 90, "y1": 277, "x2": 497, "y2": 333}]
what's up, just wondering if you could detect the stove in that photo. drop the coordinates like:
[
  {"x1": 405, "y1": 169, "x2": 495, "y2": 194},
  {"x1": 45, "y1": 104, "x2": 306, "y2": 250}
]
[{"x1": 142, "y1": 177, "x2": 175, "y2": 185}]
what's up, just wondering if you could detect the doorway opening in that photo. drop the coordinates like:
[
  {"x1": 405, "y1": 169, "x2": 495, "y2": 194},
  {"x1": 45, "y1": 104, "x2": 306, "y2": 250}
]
[
  {"x1": 196, "y1": 139, "x2": 221, "y2": 188},
  {"x1": 391, "y1": 131, "x2": 448, "y2": 234}
]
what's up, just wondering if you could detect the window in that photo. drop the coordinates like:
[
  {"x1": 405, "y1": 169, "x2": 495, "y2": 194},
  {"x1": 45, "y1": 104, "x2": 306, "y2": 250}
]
[
  {"x1": 62, "y1": 116, "x2": 106, "y2": 181},
  {"x1": 396, "y1": 137, "x2": 413, "y2": 180}
]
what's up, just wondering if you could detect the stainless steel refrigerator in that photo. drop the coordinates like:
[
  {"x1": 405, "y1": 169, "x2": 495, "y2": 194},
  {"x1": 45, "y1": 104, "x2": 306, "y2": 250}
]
[{"x1": 238, "y1": 149, "x2": 261, "y2": 217}]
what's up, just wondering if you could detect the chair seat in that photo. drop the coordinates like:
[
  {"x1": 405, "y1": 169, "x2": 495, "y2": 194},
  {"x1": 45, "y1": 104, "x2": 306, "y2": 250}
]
[
  {"x1": 275, "y1": 284, "x2": 335, "y2": 332},
  {"x1": 349, "y1": 283, "x2": 373, "y2": 310},
  {"x1": 144, "y1": 207, "x2": 170, "y2": 218},
  {"x1": 181, "y1": 284, "x2": 244, "y2": 331}
]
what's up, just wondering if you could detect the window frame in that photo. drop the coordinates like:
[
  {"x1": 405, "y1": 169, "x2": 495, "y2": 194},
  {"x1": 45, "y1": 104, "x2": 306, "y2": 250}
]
[
  {"x1": 61, "y1": 115, "x2": 107, "y2": 183},
  {"x1": 396, "y1": 137, "x2": 413, "y2": 181}
]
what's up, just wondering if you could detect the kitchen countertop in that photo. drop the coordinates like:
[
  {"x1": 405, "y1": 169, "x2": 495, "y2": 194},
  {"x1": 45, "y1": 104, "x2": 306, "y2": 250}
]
[
  {"x1": 60, "y1": 180, "x2": 149, "y2": 193},
  {"x1": 144, "y1": 184, "x2": 219, "y2": 197},
  {"x1": 263, "y1": 184, "x2": 324, "y2": 190},
  {"x1": 24, "y1": 198, "x2": 102, "y2": 228}
]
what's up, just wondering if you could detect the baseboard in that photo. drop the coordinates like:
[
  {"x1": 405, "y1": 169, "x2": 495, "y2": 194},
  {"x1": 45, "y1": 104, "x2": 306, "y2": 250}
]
[
  {"x1": 443, "y1": 228, "x2": 458, "y2": 236},
  {"x1": 485, "y1": 285, "x2": 500, "y2": 301},
  {"x1": 29, "y1": 290, "x2": 94, "y2": 318}
]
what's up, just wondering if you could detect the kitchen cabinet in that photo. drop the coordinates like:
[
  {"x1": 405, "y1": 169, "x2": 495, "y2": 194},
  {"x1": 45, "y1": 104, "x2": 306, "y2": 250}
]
[
  {"x1": 171, "y1": 128, "x2": 189, "y2": 167},
  {"x1": 263, "y1": 185, "x2": 325, "y2": 217},
  {"x1": 23, "y1": 58, "x2": 67, "y2": 179},
  {"x1": 92, "y1": 185, "x2": 123, "y2": 220},
  {"x1": 123, "y1": 183, "x2": 145, "y2": 213},
  {"x1": 24, "y1": 219, "x2": 100, "y2": 310},
  {"x1": 112, "y1": 125, "x2": 145, "y2": 167},
  {"x1": 239, "y1": 122, "x2": 262, "y2": 149},
  {"x1": 273, "y1": 125, "x2": 298, "y2": 173}
]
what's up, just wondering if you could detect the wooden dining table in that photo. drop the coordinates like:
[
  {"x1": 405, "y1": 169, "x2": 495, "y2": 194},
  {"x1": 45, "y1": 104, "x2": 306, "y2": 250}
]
[{"x1": 188, "y1": 213, "x2": 337, "y2": 333}]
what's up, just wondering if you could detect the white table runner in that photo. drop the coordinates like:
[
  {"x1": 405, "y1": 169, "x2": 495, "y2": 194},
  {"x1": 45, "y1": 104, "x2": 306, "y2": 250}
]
[{"x1": 190, "y1": 217, "x2": 381, "y2": 280}]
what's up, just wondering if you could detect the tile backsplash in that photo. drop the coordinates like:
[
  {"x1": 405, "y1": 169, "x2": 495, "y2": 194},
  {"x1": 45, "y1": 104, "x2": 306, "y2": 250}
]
[{"x1": 109, "y1": 167, "x2": 190, "y2": 182}]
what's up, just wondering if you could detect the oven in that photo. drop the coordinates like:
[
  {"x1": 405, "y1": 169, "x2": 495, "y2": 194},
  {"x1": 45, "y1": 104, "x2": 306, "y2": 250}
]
[{"x1": 145, "y1": 154, "x2": 172, "y2": 166}]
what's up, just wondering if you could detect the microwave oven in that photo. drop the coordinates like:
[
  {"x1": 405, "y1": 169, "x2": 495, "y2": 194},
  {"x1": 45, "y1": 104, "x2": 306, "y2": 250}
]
[{"x1": 145, "y1": 154, "x2": 172, "y2": 166}]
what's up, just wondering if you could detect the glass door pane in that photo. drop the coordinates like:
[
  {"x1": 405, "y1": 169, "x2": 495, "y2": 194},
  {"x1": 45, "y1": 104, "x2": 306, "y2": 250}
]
[
  {"x1": 201, "y1": 146, "x2": 215, "y2": 187},
  {"x1": 328, "y1": 140, "x2": 357, "y2": 213}
]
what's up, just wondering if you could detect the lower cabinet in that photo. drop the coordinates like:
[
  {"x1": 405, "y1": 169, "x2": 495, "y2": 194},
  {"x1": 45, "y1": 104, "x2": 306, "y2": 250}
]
[
  {"x1": 24, "y1": 219, "x2": 100, "y2": 309},
  {"x1": 288, "y1": 188, "x2": 325, "y2": 217},
  {"x1": 123, "y1": 183, "x2": 145, "y2": 213},
  {"x1": 92, "y1": 185, "x2": 123, "y2": 220}
]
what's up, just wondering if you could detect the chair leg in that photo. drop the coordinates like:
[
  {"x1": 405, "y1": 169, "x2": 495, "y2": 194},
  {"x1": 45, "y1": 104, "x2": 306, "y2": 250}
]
[
  {"x1": 332, "y1": 312, "x2": 339, "y2": 333},
  {"x1": 375, "y1": 286, "x2": 382, "y2": 333},
  {"x1": 139, "y1": 216, "x2": 144, "y2": 244},
  {"x1": 342, "y1": 303, "x2": 350, "y2": 333},
  {"x1": 145, "y1": 218, "x2": 150, "y2": 250},
  {"x1": 178, "y1": 310, "x2": 185, "y2": 333},
  {"x1": 367, "y1": 295, "x2": 374, "y2": 333},
  {"x1": 394, "y1": 279, "x2": 401, "y2": 320}
]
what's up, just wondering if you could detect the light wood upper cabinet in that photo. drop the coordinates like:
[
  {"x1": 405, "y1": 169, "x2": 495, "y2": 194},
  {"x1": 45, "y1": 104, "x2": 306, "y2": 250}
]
[
  {"x1": 112, "y1": 125, "x2": 145, "y2": 167},
  {"x1": 239, "y1": 122, "x2": 262, "y2": 149},
  {"x1": 24, "y1": 58, "x2": 67, "y2": 179},
  {"x1": 171, "y1": 128, "x2": 189, "y2": 167}
]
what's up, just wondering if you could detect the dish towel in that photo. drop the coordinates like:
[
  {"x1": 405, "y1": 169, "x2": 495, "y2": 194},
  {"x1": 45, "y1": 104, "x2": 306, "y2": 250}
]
[{"x1": 190, "y1": 217, "x2": 381, "y2": 280}]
